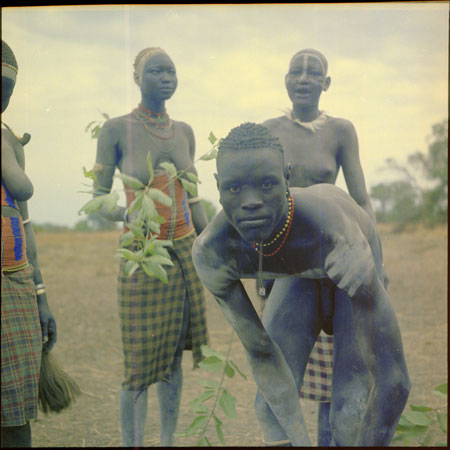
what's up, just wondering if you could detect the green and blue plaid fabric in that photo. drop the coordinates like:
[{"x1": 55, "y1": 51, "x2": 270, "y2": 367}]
[
  {"x1": 118, "y1": 232, "x2": 208, "y2": 390},
  {"x1": 1, "y1": 265, "x2": 42, "y2": 426}
]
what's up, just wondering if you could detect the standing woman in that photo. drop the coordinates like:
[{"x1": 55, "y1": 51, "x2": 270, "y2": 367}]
[
  {"x1": 257, "y1": 48, "x2": 384, "y2": 446},
  {"x1": 1, "y1": 40, "x2": 57, "y2": 448},
  {"x1": 91, "y1": 47, "x2": 209, "y2": 447}
]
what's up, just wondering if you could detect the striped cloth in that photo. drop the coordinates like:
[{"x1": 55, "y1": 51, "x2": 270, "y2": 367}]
[
  {"x1": 118, "y1": 232, "x2": 208, "y2": 391},
  {"x1": 300, "y1": 332, "x2": 333, "y2": 402},
  {"x1": 1, "y1": 265, "x2": 42, "y2": 427}
]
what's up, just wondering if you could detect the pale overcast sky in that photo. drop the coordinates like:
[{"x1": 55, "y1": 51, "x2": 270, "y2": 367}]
[{"x1": 2, "y1": 3, "x2": 448, "y2": 226}]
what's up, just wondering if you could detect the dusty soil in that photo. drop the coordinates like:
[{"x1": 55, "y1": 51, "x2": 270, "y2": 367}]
[{"x1": 30, "y1": 224, "x2": 447, "y2": 447}]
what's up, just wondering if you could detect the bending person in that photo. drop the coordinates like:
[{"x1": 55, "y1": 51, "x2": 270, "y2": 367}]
[
  {"x1": 90, "y1": 47, "x2": 209, "y2": 447},
  {"x1": 192, "y1": 123, "x2": 410, "y2": 446},
  {"x1": 1, "y1": 40, "x2": 57, "y2": 448},
  {"x1": 260, "y1": 48, "x2": 383, "y2": 446}
]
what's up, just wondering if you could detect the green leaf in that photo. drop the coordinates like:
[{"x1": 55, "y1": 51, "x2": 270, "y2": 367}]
[
  {"x1": 433, "y1": 383, "x2": 448, "y2": 395},
  {"x1": 150, "y1": 245, "x2": 171, "y2": 259},
  {"x1": 159, "y1": 161, "x2": 178, "y2": 178},
  {"x1": 224, "y1": 363, "x2": 235, "y2": 378},
  {"x1": 123, "y1": 260, "x2": 139, "y2": 277},
  {"x1": 115, "y1": 173, "x2": 145, "y2": 190},
  {"x1": 201, "y1": 345, "x2": 226, "y2": 360},
  {"x1": 85, "y1": 121, "x2": 97, "y2": 132},
  {"x1": 128, "y1": 190, "x2": 144, "y2": 214},
  {"x1": 142, "y1": 195, "x2": 157, "y2": 219},
  {"x1": 197, "y1": 437, "x2": 206, "y2": 446},
  {"x1": 199, "y1": 148, "x2": 218, "y2": 161},
  {"x1": 82, "y1": 166, "x2": 97, "y2": 181},
  {"x1": 437, "y1": 412, "x2": 447, "y2": 433},
  {"x1": 410, "y1": 405, "x2": 434, "y2": 412},
  {"x1": 198, "y1": 356, "x2": 224, "y2": 372},
  {"x1": 115, "y1": 248, "x2": 139, "y2": 261},
  {"x1": 186, "y1": 171, "x2": 200, "y2": 183},
  {"x1": 78, "y1": 196, "x2": 106, "y2": 215},
  {"x1": 214, "y1": 414, "x2": 226, "y2": 445},
  {"x1": 142, "y1": 260, "x2": 168, "y2": 283},
  {"x1": 199, "y1": 379, "x2": 220, "y2": 390},
  {"x1": 148, "y1": 254, "x2": 174, "y2": 267},
  {"x1": 229, "y1": 360, "x2": 247, "y2": 380},
  {"x1": 103, "y1": 191, "x2": 119, "y2": 213},
  {"x1": 189, "y1": 390, "x2": 215, "y2": 413},
  {"x1": 130, "y1": 224, "x2": 146, "y2": 241},
  {"x1": 402, "y1": 410, "x2": 432, "y2": 427},
  {"x1": 394, "y1": 424, "x2": 428, "y2": 443},
  {"x1": 203, "y1": 436, "x2": 212, "y2": 447},
  {"x1": 180, "y1": 178, "x2": 198, "y2": 196},
  {"x1": 183, "y1": 415, "x2": 208, "y2": 435},
  {"x1": 218, "y1": 389, "x2": 237, "y2": 419},
  {"x1": 208, "y1": 131, "x2": 217, "y2": 145},
  {"x1": 146, "y1": 220, "x2": 161, "y2": 234},
  {"x1": 147, "y1": 188, "x2": 172, "y2": 206},
  {"x1": 120, "y1": 231, "x2": 136, "y2": 248}
]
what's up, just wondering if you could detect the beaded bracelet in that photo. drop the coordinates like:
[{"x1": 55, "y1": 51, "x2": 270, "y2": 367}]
[{"x1": 35, "y1": 288, "x2": 46, "y2": 296}]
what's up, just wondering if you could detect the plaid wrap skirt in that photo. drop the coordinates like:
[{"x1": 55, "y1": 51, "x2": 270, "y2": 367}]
[
  {"x1": 1, "y1": 265, "x2": 42, "y2": 427},
  {"x1": 300, "y1": 332, "x2": 333, "y2": 402},
  {"x1": 118, "y1": 232, "x2": 208, "y2": 391}
]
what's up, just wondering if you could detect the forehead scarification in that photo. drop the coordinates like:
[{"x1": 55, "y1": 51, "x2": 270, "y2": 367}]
[{"x1": 290, "y1": 49, "x2": 328, "y2": 75}]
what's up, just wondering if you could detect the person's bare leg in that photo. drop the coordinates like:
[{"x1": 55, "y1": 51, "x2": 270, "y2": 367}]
[{"x1": 254, "y1": 278, "x2": 320, "y2": 445}]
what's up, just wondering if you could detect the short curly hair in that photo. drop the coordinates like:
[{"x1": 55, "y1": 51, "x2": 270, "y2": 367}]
[
  {"x1": 2, "y1": 40, "x2": 18, "y2": 72},
  {"x1": 217, "y1": 122, "x2": 285, "y2": 168}
]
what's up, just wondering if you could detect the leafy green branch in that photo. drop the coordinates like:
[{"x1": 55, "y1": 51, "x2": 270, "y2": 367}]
[
  {"x1": 79, "y1": 111, "x2": 220, "y2": 282},
  {"x1": 175, "y1": 329, "x2": 247, "y2": 446},
  {"x1": 393, "y1": 383, "x2": 447, "y2": 446}
]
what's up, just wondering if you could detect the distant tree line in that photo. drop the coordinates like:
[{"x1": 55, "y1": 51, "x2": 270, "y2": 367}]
[{"x1": 369, "y1": 119, "x2": 447, "y2": 230}]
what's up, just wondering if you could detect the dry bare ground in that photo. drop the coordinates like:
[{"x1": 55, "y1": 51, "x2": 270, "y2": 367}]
[{"x1": 30, "y1": 224, "x2": 447, "y2": 447}]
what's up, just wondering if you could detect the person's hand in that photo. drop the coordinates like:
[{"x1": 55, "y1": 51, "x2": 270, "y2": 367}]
[{"x1": 37, "y1": 297, "x2": 57, "y2": 353}]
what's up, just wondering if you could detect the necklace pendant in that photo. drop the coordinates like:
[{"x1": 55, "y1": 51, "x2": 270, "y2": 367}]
[{"x1": 259, "y1": 286, "x2": 266, "y2": 297}]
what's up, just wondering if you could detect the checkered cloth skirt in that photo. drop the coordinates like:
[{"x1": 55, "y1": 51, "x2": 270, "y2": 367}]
[
  {"x1": 300, "y1": 332, "x2": 333, "y2": 402},
  {"x1": 1, "y1": 265, "x2": 42, "y2": 427},
  {"x1": 118, "y1": 232, "x2": 208, "y2": 391}
]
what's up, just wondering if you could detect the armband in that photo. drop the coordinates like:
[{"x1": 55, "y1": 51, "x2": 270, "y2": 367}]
[
  {"x1": 35, "y1": 283, "x2": 46, "y2": 296},
  {"x1": 188, "y1": 196, "x2": 201, "y2": 205},
  {"x1": 22, "y1": 218, "x2": 31, "y2": 225}
]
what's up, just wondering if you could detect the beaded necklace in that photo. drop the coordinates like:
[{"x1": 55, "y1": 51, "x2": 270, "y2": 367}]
[
  {"x1": 133, "y1": 106, "x2": 177, "y2": 154},
  {"x1": 251, "y1": 193, "x2": 295, "y2": 297},
  {"x1": 134, "y1": 103, "x2": 172, "y2": 129},
  {"x1": 251, "y1": 194, "x2": 294, "y2": 257}
]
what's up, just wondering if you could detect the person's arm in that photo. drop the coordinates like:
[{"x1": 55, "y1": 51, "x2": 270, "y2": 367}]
[
  {"x1": 339, "y1": 120, "x2": 376, "y2": 223},
  {"x1": 192, "y1": 235, "x2": 310, "y2": 445},
  {"x1": 93, "y1": 120, "x2": 127, "y2": 222},
  {"x1": 18, "y1": 199, "x2": 57, "y2": 354},
  {"x1": 185, "y1": 123, "x2": 209, "y2": 234},
  {"x1": 339, "y1": 120, "x2": 389, "y2": 286}
]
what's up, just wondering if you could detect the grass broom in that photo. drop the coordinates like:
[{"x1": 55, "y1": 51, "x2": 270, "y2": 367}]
[{"x1": 38, "y1": 351, "x2": 81, "y2": 414}]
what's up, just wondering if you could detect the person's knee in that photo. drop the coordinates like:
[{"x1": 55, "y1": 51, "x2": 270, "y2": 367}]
[{"x1": 330, "y1": 387, "x2": 369, "y2": 445}]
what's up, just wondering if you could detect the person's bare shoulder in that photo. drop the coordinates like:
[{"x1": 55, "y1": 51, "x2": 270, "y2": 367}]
[
  {"x1": 326, "y1": 116, "x2": 356, "y2": 136},
  {"x1": 192, "y1": 211, "x2": 239, "y2": 295},
  {"x1": 262, "y1": 116, "x2": 286, "y2": 131}
]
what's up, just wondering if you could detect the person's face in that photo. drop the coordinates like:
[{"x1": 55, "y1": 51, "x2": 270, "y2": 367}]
[
  {"x1": 285, "y1": 53, "x2": 330, "y2": 108},
  {"x1": 140, "y1": 53, "x2": 178, "y2": 102},
  {"x1": 215, "y1": 148, "x2": 290, "y2": 243},
  {"x1": 2, "y1": 76, "x2": 15, "y2": 113}
]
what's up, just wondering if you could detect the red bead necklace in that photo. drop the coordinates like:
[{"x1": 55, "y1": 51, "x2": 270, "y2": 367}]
[{"x1": 251, "y1": 194, "x2": 294, "y2": 257}]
